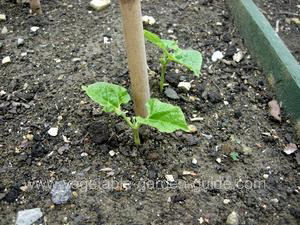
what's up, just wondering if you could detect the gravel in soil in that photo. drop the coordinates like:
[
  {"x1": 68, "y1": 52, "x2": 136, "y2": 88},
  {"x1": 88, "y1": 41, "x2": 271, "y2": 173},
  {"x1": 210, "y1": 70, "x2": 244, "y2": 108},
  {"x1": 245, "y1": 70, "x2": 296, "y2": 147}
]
[{"x1": 0, "y1": 0, "x2": 299, "y2": 224}]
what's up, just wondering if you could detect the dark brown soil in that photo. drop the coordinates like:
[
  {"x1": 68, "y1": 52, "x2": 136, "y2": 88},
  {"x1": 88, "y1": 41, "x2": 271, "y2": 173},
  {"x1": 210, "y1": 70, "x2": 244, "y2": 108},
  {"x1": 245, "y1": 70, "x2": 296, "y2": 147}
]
[
  {"x1": 0, "y1": 0, "x2": 299, "y2": 224},
  {"x1": 253, "y1": 0, "x2": 300, "y2": 62}
]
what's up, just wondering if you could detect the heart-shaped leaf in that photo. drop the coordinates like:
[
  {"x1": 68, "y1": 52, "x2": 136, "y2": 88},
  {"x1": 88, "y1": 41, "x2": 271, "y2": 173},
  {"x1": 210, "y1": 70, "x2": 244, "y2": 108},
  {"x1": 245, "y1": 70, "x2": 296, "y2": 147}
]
[
  {"x1": 82, "y1": 82, "x2": 130, "y2": 114},
  {"x1": 161, "y1": 39, "x2": 178, "y2": 50},
  {"x1": 144, "y1": 30, "x2": 168, "y2": 53},
  {"x1": 137, "y1": 98, "x2": 189, "y2": 132},
  {"x1": 172, "y1": 49, "x2": 202, "y2": 76},
  {"x1": 144, "y1": 30, "x2": 202, "y2": 76}
]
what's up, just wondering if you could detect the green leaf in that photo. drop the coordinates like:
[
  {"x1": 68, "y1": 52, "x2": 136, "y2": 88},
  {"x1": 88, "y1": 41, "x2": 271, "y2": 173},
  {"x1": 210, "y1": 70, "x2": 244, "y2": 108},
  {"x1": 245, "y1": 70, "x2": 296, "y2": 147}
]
[
  {"x1": 161, "y1": 39, "x2": 178, "y2": 50},
  {"x1": 82, "y1": 82, "x2": 130, "y2": 114},
  {"x1": 144, "y1": 29, "x2": 168, "y2": 52},
  {"x1": 144, "y1": 29, "x2": 202, "y2": 76},
  {"x1": 172, "y1": 49, "x2": 202, "y2": 76},
  {"x1": 230, "y1": 152, "x2": 239, "y2": 161},
  {"x1": 136, "y1": 98, "x2": 189, "y2": 133}
]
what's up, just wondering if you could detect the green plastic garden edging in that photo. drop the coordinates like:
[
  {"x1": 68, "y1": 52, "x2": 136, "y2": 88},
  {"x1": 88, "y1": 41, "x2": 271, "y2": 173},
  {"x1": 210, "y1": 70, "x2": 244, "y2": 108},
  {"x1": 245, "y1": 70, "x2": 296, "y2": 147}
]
[{"x1": 225, "y1": 0, "x2": 300, "y2": 137}]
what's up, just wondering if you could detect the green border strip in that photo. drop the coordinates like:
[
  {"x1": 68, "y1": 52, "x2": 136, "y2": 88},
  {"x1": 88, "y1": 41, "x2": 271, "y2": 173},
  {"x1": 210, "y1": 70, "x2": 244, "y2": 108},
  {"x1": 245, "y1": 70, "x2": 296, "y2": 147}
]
[{"x1": 225, "y1": 0, "x2": 300, "y2": 136}]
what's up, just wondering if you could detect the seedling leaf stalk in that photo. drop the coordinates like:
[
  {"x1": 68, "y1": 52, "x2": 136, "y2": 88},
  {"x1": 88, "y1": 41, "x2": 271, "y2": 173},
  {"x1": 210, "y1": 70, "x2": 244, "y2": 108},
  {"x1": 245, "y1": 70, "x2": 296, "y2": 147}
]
[
  {"x1": 144, "y1": 30, "x2": 203, "y2": 92},
  {"x1": 82, "y1": 82, "x2": 189, "y2": 145}
]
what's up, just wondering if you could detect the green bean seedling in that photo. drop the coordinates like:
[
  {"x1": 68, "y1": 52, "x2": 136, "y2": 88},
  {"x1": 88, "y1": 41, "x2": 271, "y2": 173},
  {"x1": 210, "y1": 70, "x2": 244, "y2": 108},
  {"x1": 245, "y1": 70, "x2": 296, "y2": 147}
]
[
  {"x1": 82, "y1": 82, "x2": 189, "y2": 145},
  {"x1": 144, "y1": 30, "x2": 203, "y2": 92}
]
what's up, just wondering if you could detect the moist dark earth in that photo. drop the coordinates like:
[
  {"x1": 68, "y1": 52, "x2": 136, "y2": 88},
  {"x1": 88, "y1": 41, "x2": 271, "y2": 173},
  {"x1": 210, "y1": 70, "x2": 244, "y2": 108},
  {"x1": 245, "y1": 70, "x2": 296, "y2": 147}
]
[
  {"x1": 0, "y1": 0, "x2": 299, "y2": 224},
  {"x1": 253, "y1": 0, "x2": 300, "y2": 62}
]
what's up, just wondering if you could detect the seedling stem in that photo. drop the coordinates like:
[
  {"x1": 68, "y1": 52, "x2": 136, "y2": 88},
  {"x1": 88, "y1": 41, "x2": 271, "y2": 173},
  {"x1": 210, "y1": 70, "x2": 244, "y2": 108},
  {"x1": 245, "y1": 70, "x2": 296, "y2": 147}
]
[{"x1": 160, "y1": 53, "x2": 169, "y2": 93}]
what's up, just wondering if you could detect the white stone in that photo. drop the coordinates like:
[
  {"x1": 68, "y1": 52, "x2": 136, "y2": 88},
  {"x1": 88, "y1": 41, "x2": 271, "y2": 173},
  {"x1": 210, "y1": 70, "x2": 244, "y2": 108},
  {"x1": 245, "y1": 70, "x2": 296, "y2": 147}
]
[
  {"x1": 90, "y1": 0, "x2": 111, "y2": 11},
  {"x1": 81, "y1": 152, "x2": 88, "y2": 157},
  {"x1": 190, "y1": 117, "x2": 204, "y2": 122},
  {"x1": 216, "y1": 158, "x2": 222, "y2": 164},
  {"x1": 211, "y1": 51, "x2": 224, "y2": 62},
  {"x1": 47, "y1": 127, "x2": 58, "y2": 137},
  {"x1": 192, "y1": 158, "x2": 197, "y2": 165},
  {"x1": 198, "y1": 217, "x2": 204, "y2": 224},
  {"x1": 16, "y1": 208, "x2": 43, "y2": 225},
  {"x1": 142, "y1": 15, "x2": 156, "y2": 25},
  {"x1": 263, "y1": 174, "x2": 269, "y2": 179},
  {"x1": 109, "y1": 150, "x2": 115, "y2": 157},
  {"x1": 270, "y1": 198, "x2": 279, "y2": 203},
  {"x1": 2, "y1": 56, "x2": 11, "y2": 64},
  {"x1": 178, "y1": 82, "x2": 191, "y2": 91},
  {"x1": 103, "y1": 36, "x2": 110, "y2": 44},
  {"x1": 17, "y1": 38, "x2": 24, "y2": 46},
  {"x1": 1, "y1": 26, "x2": 8, "y2": 34},
  {"x1": 0, "y1": 14, "x2": 6, "y2": 21},
  {"x1": 226, "y1": 211, "x2": 239, "y2": 225},
  {"x1": 223, "y1": 199, "x2": 231, "y2": 204},
  {"x1": 233, "y1": 51, "x2": 244, "y2": 62},
  {"x1": 21, "y1": 52, "x2": 27, "y2": 57},
  {"x1": 72, "y1": 58, "x2": 81, "y2": 62},
  {"x1": 188, "y1": 124, "x2": 197, "y2": 133},
  {"x1": 30, "y1": 26, "x2": 39, "y2": 32},
  {"x1": 165, "y1": 174, "x2": 175, "y2": 182}
]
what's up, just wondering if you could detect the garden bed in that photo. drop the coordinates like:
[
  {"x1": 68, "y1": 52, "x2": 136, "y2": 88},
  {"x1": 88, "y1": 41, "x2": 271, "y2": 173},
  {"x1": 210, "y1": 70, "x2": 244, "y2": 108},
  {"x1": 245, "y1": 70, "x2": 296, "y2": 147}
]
[
  {"x1": 253, "y1": 0, "x2": 300, "y2": 62},
  {"x1": 0, "y1": 0, "x2": 299, "y2": 224}
]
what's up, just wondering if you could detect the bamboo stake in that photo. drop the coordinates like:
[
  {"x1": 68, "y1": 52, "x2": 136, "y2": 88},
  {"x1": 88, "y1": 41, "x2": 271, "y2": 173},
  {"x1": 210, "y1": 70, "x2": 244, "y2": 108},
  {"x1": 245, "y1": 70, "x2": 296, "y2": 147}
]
[{"x1": 119, "y1": 0, "x2": 150, "y2": 117}]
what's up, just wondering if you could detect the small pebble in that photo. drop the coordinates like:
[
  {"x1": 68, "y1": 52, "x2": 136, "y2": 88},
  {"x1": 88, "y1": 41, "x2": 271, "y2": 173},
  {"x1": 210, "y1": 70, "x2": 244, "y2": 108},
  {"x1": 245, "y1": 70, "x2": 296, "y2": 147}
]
[
  {"x1": 241, "y1": 145, "x2": 253, "y2": 155},
  {"x1": 47, "y1": 127, "x2": 58, "y2": 137},
  {"x1": 17, "y1": 38, "x2": 25, "y2": 46},
  {"x1": 50, "y1": 181, "x2": 72, "y2": 205},
  {"x1": 0, "y1": 14, "x2": 6, "y2": 21},
  {"x1": 142, "y1": 15, "x2": 156, "y2": 25},
  {"x1": 165, "y1": 174, "x2": 175, "y2": 182},
  {"x1": 90, "y1": 0, "x2": 111, "y2": 11},
  {"x1": 15, "y1": 208, "x2": 43, "y2": 225},
  {"x1": 188, "y1": 124, "x2": 197, "y2": 133},
  {"x1": 2, "y1": 56, "x2": 11, "y2": 64},
  {"x1": 223, "y1": 199, "x2": 231, "y2": 204},
  {"x1": 198, "y1": 217, "x2": 204, "y2": 224},
  {"x1": 192, "y1": 158, "x2": 197, "y2": 165},
  {"x1": 263, "y1": 174, "x2": 269, "y2": 179},
  {"x1": 1, "y1": 26, "x2": 8, "y2": 34},
  {"x1": 26, "y1": 134, "x2": 34, "y2": 141},
  {"x1": 72, "y1": 58, "x2": 81, "y2": 62},
  {"x1": 233, "y1": 51, "x2": 244, "y2": 62},
  {"x1": 103, "y1": 36, "x2": 110, "y2": 44},
  {"x1": 270, "y1": 198, "x2": 279, "y2": 203},
  {"x1": 81, "y1": 152, "x2": 88, "y2": 157},
  {"x1": 211, "y1": 51, "x2": 224, "y2": 62},
  {"x1": 178, "y1": 81, "x2": 191, "y2": 91},
  {"x1": 30, "y1": 26, "x2": 39, "y2": 32},
  {"x1": 216, "y1": 158, "x2": 222, "y2": 164},
  {"x1": 226, "y1": 211, "x2": 239, "y2": 225},
  {"x1": 109, "y1": 150, "x2": 115, "y2": 157},
  {"x1": 164, "y1": 87, "x2": 179, "y2": 100}
]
